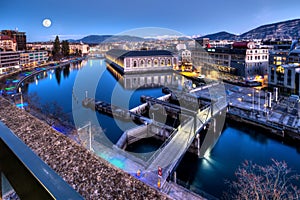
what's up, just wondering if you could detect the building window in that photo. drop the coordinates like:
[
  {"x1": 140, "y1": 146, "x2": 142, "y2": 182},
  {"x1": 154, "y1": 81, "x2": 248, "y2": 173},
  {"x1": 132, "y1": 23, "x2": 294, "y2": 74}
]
[
  {"x1": 154, "y1": 59, "x2": 158, "y2": 66},
  {"x1": 287, "y1": 69, "x2": 292, "y2": 86},
  {"x1": 140, "y1": 60, "x2": 145, "y2": 67},
  {"x1": 167, "y1": 59, "x2": 171, "y2": 66},
  {"x1": 271, "y1": 67, "x2": 275, "y2": 82},
  {"x1": 133, "y1": 60, "x2": 137, "y2": 67},
  {"x1": 147, "y1": 59, "x2": 152, "y2": 67},
  {"x1": 160, "y1": 59, "x2": 165, "y2": 66}
]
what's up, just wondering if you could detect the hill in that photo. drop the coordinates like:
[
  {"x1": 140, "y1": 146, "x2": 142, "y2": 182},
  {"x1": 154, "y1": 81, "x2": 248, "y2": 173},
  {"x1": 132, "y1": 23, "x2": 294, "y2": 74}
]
[
  {"x1": 199, "y1": 19, "x2": 300, "y2": 40},
  {"x1": 70, "y1": 35, "x2": 146, "y2": 44},
  {"x1": 199, "y1": 31, "x2": 237, "y2": 40},
  {"x1": 240, "y1": 18, "x2": 300, "y2": 40}
]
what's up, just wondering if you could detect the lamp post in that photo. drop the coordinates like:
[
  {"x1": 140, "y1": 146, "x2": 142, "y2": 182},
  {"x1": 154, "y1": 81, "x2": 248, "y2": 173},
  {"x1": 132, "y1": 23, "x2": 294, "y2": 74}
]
[
  {"x1": 19, "y1": 87, "x2": 23, "y2": 109},
  {"x1": 252, "y1": 88, "x2": 254, "y2": 117},
  {"x1": 77, "y1": 121, "x2": 92, "y2": 151},
  {"x1": 257, "y1": 90, "x2": 261, "y2": 112}
]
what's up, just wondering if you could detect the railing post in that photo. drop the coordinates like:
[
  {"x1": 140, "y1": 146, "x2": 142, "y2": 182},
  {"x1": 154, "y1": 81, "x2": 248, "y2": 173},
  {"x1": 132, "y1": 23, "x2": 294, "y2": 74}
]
[
  {"x1": 173, "y1": 171, "x2": 177, "y2": 184},
  {"x1": 194, "y1": 114, "x2": 197, "y2": 133}
]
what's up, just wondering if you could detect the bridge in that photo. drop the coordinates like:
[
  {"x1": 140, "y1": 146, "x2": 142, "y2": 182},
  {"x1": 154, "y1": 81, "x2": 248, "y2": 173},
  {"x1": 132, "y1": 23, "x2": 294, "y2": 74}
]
[
  {"x1": 141, "y1": 89, "x2": 227, "y2": 188},
  {"x1": 88, "y1": 52, "x2": 105, "y2": 59},
  {"x1": 81, "y1": 82, "x2": 227, "y2": 191}
]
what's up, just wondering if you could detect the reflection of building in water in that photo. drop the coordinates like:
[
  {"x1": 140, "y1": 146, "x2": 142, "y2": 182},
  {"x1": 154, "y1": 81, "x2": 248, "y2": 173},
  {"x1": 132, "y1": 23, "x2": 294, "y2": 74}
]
[
  {"x1": 107, "y1": 64, "x2": 187, "y2": 90},
  {"x1": 105, "y1": 49, "x2": 178, "y2": 74}
]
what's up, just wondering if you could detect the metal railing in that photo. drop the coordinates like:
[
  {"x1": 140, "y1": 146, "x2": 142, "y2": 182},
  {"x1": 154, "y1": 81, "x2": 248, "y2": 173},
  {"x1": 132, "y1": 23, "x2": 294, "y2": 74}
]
[
  {"x1": 145, "y1": 116, "x2": 192, "y2": 167},
  {"x1": 0, "y1": 122, "x2": 83, "y2": 200}
]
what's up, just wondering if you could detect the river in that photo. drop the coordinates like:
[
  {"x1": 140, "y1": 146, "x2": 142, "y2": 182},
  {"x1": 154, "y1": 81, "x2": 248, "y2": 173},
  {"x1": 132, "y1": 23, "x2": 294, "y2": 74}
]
[{"x1": 18, "y1": 58, "x2": 300, "y2": 198}]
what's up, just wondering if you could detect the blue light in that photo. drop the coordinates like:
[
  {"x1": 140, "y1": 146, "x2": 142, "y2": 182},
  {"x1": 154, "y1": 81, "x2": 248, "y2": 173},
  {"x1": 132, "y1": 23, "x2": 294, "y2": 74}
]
[
  {"x1": 12, "y1": 80, "x2": 19, "y2": 83},
  {"x1": 52, "y1": 126, "x2": 66, "y2": 134},
  {"x1": 16, "y1": 103, "x2": 28, "y2": 108},
  {"x1": 6, "y1": 91, "x2": 15, "y2": 95},
  {"x1": 109, "y1": 158, "x2": 124, "y2": 169}
]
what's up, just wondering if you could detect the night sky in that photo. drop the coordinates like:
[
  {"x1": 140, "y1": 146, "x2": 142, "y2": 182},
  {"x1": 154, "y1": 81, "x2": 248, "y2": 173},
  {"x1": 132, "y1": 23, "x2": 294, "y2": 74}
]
[{"x1": 1, "y1": 0, "x2": 299, "y2": 41}]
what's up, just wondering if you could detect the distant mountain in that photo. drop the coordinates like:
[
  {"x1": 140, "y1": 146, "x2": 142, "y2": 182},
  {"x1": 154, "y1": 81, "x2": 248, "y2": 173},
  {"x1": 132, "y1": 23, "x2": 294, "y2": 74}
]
[
  {"x1": 199, "y1": 19, "x2": 300, "y2": 40},
  {"x1": 69, "y1": 35, "x2": 146, "y2": 44},
  {"x1": 198, "y1": 31, "x2": 237, "y2": 40},
  {"x1": 240, "y1": 19, "x2": 300, "y2": 40}
]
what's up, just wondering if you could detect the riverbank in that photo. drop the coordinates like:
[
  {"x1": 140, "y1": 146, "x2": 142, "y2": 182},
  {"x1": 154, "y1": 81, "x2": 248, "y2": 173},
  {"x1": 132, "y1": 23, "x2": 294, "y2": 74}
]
[
  {"x1": 226, "y1": 111, "x2": 300, "y2": 143},
  {"x1": 0, "y1": 96, "x2": 170, "y2": 199},
  {"x1": 224, "y1": 83, "x2": 300, "y2": 142}
]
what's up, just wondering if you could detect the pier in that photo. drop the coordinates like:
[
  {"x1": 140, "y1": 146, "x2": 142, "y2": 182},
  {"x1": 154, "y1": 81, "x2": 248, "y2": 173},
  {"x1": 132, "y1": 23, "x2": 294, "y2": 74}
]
[{"x1": 82, "y1": 97, "x2": 152, "y2": 124}]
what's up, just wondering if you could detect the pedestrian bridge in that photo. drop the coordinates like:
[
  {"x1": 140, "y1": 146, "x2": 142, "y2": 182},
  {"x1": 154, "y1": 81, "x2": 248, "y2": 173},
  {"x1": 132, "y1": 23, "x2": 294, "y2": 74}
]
[{"x1": 144, "y1": 97, "x2": 227, "y2": 187}]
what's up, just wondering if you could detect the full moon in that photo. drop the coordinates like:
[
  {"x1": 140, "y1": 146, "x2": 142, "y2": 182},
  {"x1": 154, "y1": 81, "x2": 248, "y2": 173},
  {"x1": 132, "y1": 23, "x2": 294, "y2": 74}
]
[{"x1": 42, "y1": 19, "x2": 51, "y2": 28}]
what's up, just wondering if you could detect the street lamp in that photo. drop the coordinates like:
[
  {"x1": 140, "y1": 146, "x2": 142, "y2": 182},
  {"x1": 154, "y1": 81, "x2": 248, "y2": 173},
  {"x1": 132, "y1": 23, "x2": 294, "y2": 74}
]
[
  {"x1": 77, "y1": 121, "x2": 93, "y2": 151},
  {"x1": 256, "y1": 90, "x2": 261, "y2": 112}
]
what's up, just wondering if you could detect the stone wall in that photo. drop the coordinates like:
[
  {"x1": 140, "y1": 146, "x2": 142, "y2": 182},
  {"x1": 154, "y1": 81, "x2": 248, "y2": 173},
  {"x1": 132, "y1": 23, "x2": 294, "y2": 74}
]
[{"x1": 0, "y1": 97, "x2": 170, "y2": 200}]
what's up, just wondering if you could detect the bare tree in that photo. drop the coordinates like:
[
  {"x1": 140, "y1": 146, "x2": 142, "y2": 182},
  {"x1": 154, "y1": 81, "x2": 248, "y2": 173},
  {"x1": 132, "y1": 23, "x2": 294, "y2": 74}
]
[{"x1": 224, "y1": 159, "x2": 300, "y2": 200}]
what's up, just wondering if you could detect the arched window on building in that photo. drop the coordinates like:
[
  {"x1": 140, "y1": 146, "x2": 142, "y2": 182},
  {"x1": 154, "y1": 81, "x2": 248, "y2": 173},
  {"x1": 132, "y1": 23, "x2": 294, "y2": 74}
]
[
  {"x1": 133, "y1": 60, "x2": 137, "y2": 67},
  {"x1": 154, "y1": 59, "x2": 158, "y2": 66},
  {"x1": 140, "y1": 60, "x2": 145, "y2": 67},
  {"x1": 147, "y1": 59, "x2": 152, "y2": 67},
  {"x1": 167, "y1": 58, "x2": 171, "y2": 66},
  {"x1": 160, "y1": 59, "x2": 165, "y2": 66}
]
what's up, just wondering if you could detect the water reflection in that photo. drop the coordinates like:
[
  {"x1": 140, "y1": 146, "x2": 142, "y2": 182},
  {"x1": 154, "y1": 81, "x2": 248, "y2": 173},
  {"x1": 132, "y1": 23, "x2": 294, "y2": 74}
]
[
  {"x1": 63, "y1": 65, "x2": 70, "y2": 78},
  {"x1": 55, "y1": 68, "x2": 62, "y2": 85},
  {"x1": 176, "y1": 123, "x2": 300, "y2": 198},
  {"x1": 107, "y1": 63, "x2": 201, "y2": 90}
]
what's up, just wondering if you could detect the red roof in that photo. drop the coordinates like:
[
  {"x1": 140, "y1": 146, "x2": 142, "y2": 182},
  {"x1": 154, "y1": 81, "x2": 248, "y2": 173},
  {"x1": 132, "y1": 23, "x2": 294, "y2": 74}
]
[
  {"x1": 232, "y1": 42, "x2": 249, "y2": 48},
  {"x1": 0, "y1": 35, "x2": 13, "y2": 41}
]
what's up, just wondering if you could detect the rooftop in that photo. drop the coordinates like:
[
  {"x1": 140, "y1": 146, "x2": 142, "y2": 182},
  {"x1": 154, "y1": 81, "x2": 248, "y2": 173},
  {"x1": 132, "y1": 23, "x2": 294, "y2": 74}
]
[
  {"x1": 0, "y1": 35, "x2": 14, "y2": 41},
  {"x1": 281, "y1": 63, "x2": 300, "y2": 68},
  {"x1": 106, "y1": 49, "x2": 174, "y2": 59}
]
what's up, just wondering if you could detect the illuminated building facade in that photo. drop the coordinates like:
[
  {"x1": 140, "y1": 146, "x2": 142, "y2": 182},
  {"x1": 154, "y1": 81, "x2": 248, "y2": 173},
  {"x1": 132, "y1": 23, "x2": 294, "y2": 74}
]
[
  {"x1": 192, "y1": 41, "x2": 269, "y2": 80},
  {"x1": 20, "y1": 51, "x2": 49, "y2": 67},
  {"x1": 0, "y1": 35, "x2": 17, "y2": 51},
  {"x1": 106, "y1": 49, "x2": 177, "y2": 74},
  {"x1": 268, "y1": 44, "x2": 300, "y2": 95},
  {"x1": 69, "y1": 43, "x2": 89, "y2": 55},
  {"x1": 1, "y1": 30, "x2": 26, "y2": 51},
  {"x1": 0, "y1": 51, "x2": 20, "y2": 75}
]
